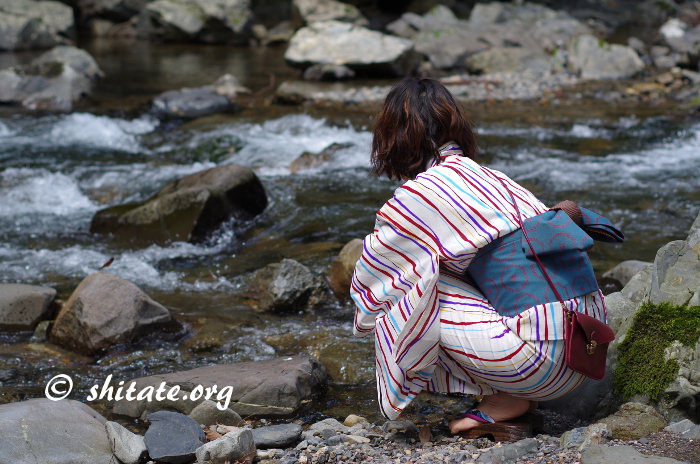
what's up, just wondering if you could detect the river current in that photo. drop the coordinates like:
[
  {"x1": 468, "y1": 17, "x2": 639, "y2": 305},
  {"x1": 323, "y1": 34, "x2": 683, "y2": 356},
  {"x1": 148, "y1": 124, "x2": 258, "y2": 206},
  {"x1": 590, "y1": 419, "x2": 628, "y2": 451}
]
[{"x1": 1, "y1": 40, "x2": 699, "y2": 423}]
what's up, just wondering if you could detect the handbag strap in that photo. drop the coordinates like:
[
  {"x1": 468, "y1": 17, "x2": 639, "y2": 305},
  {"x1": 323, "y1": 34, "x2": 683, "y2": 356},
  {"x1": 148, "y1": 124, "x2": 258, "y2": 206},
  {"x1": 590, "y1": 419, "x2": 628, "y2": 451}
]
[{"x1": 494, "y1": 176, "x2": 569, "y2": 309}]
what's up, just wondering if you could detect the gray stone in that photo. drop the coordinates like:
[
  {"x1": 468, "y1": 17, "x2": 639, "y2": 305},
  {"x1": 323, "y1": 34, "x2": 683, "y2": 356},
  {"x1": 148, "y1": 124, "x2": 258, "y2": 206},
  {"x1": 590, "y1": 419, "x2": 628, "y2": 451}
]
[
  {"x1": 285, "y1": 21, "x2": 419, "y2": 77},
  {"x1": 466, "y1": 46, "x2": 554, "y2": 74},
  {"x1": 627, "y1": 37, "x2": 646, "y2": 53},
  {"x1": 252, "y1": 424, "x2": 303, "y2": 448},
  {"x1": 664, "y1": 418, "x2": 695, "y2": 434},
  {"x1": 687, "y1": 211, "x2": 700, "y2": 248},
  {"x1": 144, "y1": 411, "x2": 206, "y2": 464},
  {"x1": 146, "y1": 0, "x2": 252, "y2": 44},
  {"x1": 581, "y1": 445, "x2": 686, "y2": 464},
  {"x1": 77, "y1": 0, "x2": 150, "y2": 23},
  {"x1": 247, "y1": 258, "x2": 331, "y2": 313},
  {"x1": 0, "y1": 283, "x2": 55, "y2": 329},
  {"x1": 468, "y1": 3, "x2": 507, "y2": 24},
  {"x1": 596, "y1": 402, "x2": 667, "y2": 440},
  {"x1": 50, "y1": 272, "x2": 175, "y2": 355},
  {"x1": 91, "y1": 164, "x2": 267, "y2": 246},
  {"x1": 105, "y1": 421, "x2": 148, "y2": 464},
  {"x1": 386, "y1": 16, "x2": 420, "y2": 38},
  {"x1": 151, "y1": 87, "x2": 234, "y2": 119},
  {"x1": 682, "y1": 424, "x2": 700, "y2": 439},
  {"x1": 311, "y1": 418, "x2": 351, "y2": 433},
  {"x1": 650, "y1": 240, "x2": 700, "y2": 306},
  {"x1": 412, "y1": 27, "x2": 489, "y2": 70},
  {"x1": 560, "y1": 423, "x2": 611, "y2": 451},
  {"x1": 602, "y1": 260, "x2": 653, "y2": 288},
  {"x1": 0, "y1": 398, "x2": 112, "y2": 464},
  {"x1": 303, "y1": 64, "x2": 355, "y2": 81},
  {"x1": 603, "y1": 292, "x2": 636, "y2": 335},
  {"x1": 621, "y1": 262, "x2": 652, "y2": 305},
  {"x1": 266, "y1": 20, "x2": 294, "y2": 44},
  {"x1": 196, "y1": 428, "x2": 255, "y2": 464},
  {"x1": 0, "y1": 45, "x2": 103, "y2": 111},
  {"x1": 568, "y1": 35, "x2": 645, "y2": 80},
  {"x1": 0, "y1": 0, "x2": 74, "y2": 50},
  {"x1": 530, "y1": 17, "x2": 593, "y2": 52},
  {"x1": 188, "y1": 399, "x2": 243, "y2": 426},
  {"x1": 477, "y1": 437, "x2": 538, "y2": 463},
  {"x1": 291, "y1": 0, "x2": 367, "y2": 28},
  {"x1": 112, "y1": 356, "x2": 329, "y2": 419}
]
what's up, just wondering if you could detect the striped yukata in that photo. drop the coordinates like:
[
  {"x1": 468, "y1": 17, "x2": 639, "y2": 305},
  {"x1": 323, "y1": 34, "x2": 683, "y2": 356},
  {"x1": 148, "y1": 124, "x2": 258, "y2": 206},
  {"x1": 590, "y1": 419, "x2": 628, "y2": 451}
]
[{"x1": 350, "y1": 142, "x2": 607, "y2": 420}]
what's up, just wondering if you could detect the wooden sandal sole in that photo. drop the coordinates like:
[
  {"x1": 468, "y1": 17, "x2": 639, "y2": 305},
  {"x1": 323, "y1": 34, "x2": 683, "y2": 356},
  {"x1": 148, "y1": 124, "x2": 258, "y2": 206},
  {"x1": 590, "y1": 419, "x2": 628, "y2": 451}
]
[{"x1": 457, "y1": 413, "x2": 541, "y2": 442}]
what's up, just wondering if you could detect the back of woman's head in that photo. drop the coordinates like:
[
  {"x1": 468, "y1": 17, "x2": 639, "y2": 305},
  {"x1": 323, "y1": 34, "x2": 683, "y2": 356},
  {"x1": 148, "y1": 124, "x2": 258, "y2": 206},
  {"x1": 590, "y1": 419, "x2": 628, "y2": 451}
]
[{"x1": 371, "y1": 78, "x2": 477, "y2": 180}]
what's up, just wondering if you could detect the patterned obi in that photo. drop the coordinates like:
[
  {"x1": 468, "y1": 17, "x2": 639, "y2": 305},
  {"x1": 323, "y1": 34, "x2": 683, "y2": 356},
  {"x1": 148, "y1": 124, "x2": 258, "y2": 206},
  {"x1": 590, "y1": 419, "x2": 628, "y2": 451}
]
[{"x1": 466, "y1": 206, "x2": 624, "y2": 317}]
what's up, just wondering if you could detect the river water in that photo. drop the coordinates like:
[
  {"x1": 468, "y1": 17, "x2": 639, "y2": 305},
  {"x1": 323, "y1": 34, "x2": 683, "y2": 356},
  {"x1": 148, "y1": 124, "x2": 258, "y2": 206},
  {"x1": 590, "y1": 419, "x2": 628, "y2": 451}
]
[{"x1": 1, "y1": 40, "x2": 699, "y2": 424}]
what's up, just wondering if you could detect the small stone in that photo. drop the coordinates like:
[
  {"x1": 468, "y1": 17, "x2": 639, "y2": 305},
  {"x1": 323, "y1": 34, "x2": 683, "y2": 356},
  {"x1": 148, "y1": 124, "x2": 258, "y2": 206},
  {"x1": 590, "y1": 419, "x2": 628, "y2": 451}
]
[
  {"x1": 252, "y1": 424, "x2": 303, "y2": 449},
  {"x1": 664, "y1": 419, "x2": 696, "y2": 434},
  {"x1": 345, "y1": 435, "x2": 370, "y2": 444},
  {"x1": 144, "y1": 411, "x2": 206, "y2": 464},
  {"x1": 105, "y1": 421, "x2": 147, "y2": 464},
  {"x1": 343, "y1": 414, "x2": 367, "y2": 427},
  {"x1": 195, "y1": 429, "x2": 256, "y2": 464}
]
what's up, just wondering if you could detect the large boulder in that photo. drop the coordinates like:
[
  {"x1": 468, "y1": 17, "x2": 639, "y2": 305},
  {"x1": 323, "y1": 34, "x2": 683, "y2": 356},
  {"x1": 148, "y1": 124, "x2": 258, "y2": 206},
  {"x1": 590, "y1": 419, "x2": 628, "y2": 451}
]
[
  {"x1": 465, "y1": 46, "x2": 554, "y2": 74},
  {"x1": 0, "y1": 0, "x2": 74, "y2": 51},
  {"x1": 0, "y1": 283, "x2": 55, "y2": 330},
  {"x1": 145, "y1": 0, "x2": 252, "y2": 44},
  {"x1": 246, "y1": 258, "x2": 331, "y2": 313},
  {"x1": 567, "y1": 35, "x2": 645, "y2": 80},
  {"x1": 112, "y1": 356, "x2": 330, "y2": 419},
  {"x1": 285, "y1": 20, "x2": 420, "y2": 77},
  {"x1": 0, "y1": 45, "x2": 103, "y2": 111},
  {"x1": 0, "y1": 398, "x2": 112, "y2": 464},
  {"x1": 291, "y1": 0, "x2": 367, "y2": 28},
  {"x1": 90, "y1": 164, "x2": 267, "y2": 246},
  {"x1": 50, "y1": 272, "x2": 177, "y2": 355}
]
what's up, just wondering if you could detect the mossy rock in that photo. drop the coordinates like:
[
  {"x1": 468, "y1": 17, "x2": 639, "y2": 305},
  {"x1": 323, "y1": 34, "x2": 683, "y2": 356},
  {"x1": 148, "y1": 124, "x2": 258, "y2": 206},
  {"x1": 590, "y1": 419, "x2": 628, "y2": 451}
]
[
  {"x1": 596, "y1": 402, "x2": 666, "y2": 440},
  {"x1": 614, "y1": 301, "x2": 700, "y2": 402}
]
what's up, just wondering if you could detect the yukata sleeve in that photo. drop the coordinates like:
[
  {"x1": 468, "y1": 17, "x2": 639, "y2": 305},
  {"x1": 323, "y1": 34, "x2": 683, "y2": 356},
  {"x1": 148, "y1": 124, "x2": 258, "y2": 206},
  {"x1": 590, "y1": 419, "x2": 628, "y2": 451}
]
[{"x1": 350, "y1": 174, "x2": 482, "y2": 373}]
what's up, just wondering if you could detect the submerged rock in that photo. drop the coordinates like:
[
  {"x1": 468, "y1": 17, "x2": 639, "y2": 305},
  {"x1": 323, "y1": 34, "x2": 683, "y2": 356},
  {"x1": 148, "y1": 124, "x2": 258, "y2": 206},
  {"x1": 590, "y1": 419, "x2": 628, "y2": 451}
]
[
  {"x1": 0, "y1": 399, "x2": 112, "y2": 464},
  {"x1": 50, "y1": 272, "x2": 177, "y2": 355},
  {"x1": 247, "y1": 258, "x2": 332, "y2": 313},
  {"x1": 285, "y1": 21, "x2": 419, "y2": 77},
  {"x1": 145, "y1": 411, "x2": 206, "y2": 464},
  {"x1": 151, "y1": 74, "x2": 249, "y2": 119},
  {"x1": 91, "y1": 164, "x2": 267, "y2": 246},
  {"x1": 112, "y1": 356, "x2": 329, "y2": 419},
  {"x1": 0, "y1": 283, "x2": 55, "y2": 330},
  {"x1": 0, "y1": 45, "x2": 103, "y2": 111},
  {"x1": 0, "y1": 0, "x2": 74, "y2": 50},
  {"x1": 145, "y1": 0, "x2": 252, "y2": 44}
]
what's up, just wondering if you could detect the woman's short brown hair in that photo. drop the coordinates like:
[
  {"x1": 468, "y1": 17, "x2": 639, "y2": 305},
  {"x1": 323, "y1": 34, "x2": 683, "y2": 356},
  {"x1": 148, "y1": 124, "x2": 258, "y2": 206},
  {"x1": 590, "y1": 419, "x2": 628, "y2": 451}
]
[{"x1": 371, "y1": 78, "x2": 478, "y2": 180}]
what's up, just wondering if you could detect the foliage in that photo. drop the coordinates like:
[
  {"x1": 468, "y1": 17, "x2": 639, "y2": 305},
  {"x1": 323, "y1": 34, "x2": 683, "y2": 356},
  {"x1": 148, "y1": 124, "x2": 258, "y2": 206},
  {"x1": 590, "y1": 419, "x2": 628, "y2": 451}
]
[{"x1": 614, "y1": 301, "x2": 700, "y2": 401}]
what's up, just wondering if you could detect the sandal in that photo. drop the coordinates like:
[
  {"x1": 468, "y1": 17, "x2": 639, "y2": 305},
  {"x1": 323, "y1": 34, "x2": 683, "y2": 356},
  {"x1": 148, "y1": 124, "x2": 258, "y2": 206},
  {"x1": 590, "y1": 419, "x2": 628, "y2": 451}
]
[{"x1": 456, "y1": 409, "x2": 539, "y2": 442}]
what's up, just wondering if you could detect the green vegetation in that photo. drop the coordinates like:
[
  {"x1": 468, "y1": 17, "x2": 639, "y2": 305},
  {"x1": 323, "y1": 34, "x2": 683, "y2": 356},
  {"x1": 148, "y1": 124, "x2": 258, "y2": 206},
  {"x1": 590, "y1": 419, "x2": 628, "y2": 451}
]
[{"x1": 614, "y1": 301, "x2": 700, "y2": 401}]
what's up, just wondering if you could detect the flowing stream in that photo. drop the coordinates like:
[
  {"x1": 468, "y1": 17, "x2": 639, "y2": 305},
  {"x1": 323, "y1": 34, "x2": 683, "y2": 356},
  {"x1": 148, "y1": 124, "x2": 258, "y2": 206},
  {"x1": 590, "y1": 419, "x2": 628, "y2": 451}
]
[{"x1": 1, "y1": 40, "x2": 699, "y2": 424}]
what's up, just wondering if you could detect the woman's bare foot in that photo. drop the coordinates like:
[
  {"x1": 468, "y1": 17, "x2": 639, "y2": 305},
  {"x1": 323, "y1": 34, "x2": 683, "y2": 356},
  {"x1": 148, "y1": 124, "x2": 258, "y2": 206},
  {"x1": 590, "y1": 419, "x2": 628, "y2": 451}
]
[{"x1": 448, "y1": 393, "x2": 537, "y2": 434}]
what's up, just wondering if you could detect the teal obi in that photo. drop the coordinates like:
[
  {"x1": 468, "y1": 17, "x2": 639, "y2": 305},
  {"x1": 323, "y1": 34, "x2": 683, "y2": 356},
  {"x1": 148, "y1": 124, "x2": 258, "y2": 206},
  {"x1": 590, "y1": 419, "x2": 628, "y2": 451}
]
[{"x1": 466, "y1": 207, "x2": 624, "y2": 317}]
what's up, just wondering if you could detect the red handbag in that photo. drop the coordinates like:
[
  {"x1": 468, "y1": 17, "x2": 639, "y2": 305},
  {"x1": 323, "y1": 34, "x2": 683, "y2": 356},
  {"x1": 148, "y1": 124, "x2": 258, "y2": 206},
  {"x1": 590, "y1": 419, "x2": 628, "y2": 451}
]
[{"x1": 497, "y1": 179, "x2": 615, "y2": 380}]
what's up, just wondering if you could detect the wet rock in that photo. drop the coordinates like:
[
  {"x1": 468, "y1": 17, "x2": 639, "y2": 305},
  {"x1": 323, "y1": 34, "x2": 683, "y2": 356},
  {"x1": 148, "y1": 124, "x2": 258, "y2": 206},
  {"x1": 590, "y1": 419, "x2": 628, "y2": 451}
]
[
  {"x1": 0, "y1": 0, "x2": 74, "y2": 51},
  {"x1": 0, "y1": 283, "x2": 55, "y2": 330},
  {"x1": 303, "y1": 63, "x2": 355, "y2": 81},
  {"x1": 266, "y1": 20, "x2": 295, "y2": 44},
  {"x1": 285, "y1": 21, "x2": 419, "y2": 77},
  {"x1": 568, "y1": 35, "x2": 645, "y2": 80},
  {"x1": 292, "y1": 0, "x2": 367, "y2": 28},
  {"x1": 318, "y1": 339, "x2": 374, "y2": 383},
  {"x1": 145, "y1": 0, "x2": 252, "y2": 44},
  {"x1": 477, "y1": 437, "x2": 538, "y2": 463},
  {"x1": 112, "y1": 356, "x2": 329, "y2": 419},
  {"x1": 289, "y1": 142, "x2": 352, "y2": 172},
  {"x1": 0, "y1": 45, "x2": 103, "y2": 111},
  {"x1": 151, "y1": 87, "x2": 234, "y2": 119},
  {"x1": 105, "y1": 421, "x2": 148, "y2": 464},
  {"x1": 597, "y1": 402, "x2": 667, "y2": 440},
  {"x1": 327, "y1": 238, "x2": 362, "y2": 299},
  {"x1": 145, "y1": 411, "x2": 206, "y2": 464},
  {"x1": 665, "y1": 419, "x2": 695, "y2": 434},
  {"x1": 465, "y1": 47, "x2": 554, "y2": 74},
  {"x1": 581, "y1": 444, "x2": 685, "y2": 464},
  {"x1": 602, "y1": 260, "x2": 653, "y2": 288},
  {"x1": 91, "y1": 164, "x2": 267, "y2": 246},
  {"x1": 246, "y1": 258, "x2": 331, "y2": 313},
  {"x1": 0, "y1": 398, "x2": 112, "y2": 464},
  {"x1": 196, "y1": 428, "x2": 255, "y2": 464},
  {"x1": 560, "y1": 423, "x2": 611, "y2": 451},
  {"x1": 252, "y1": 424, "x2": 303, "y2": 448},
  {"x1": 189, "y1": 399, "x2": 243, "y2": 426},
  {"x1": 50, "y1": 272, "x2": 176, "y2": 355}
]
